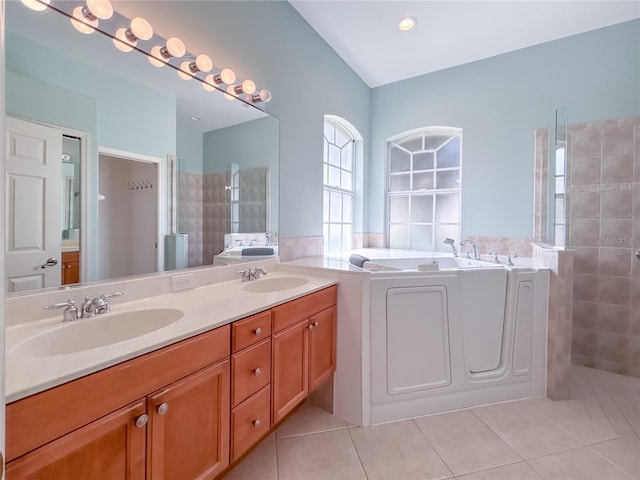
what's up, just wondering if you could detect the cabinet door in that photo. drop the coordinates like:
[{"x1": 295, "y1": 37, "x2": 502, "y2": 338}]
[
  {"x1": 147, "y1": 360, "x2": 230, "y2": 480},
  {"x1": 61, "y1": 251, "x2": 79, "y2": 285},
  {"x1": 6, "y1": 400, "x2": 146, "y2": 480},
  {"x1": 308, "y1": 306, "x2": 337, "y2": 393},
  {"x1": 272, "y1": 319, "x2": 308, "y2": 424}
]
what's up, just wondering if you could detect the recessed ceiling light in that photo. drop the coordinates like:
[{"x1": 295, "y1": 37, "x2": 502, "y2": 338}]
[
  {"x1": 189, "y1": 115, "x2": 200, "y2": 121},
  {"x1": 398, "y1": 16, "x2": 417, "y2": 32}
]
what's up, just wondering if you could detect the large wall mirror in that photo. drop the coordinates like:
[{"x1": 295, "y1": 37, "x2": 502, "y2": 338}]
[{"x1": 4, "y1": 0, "x2": 279, "y2": 294}]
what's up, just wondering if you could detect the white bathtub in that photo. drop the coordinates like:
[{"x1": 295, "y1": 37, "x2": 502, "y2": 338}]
[{"x1": 359, "y1": 250, "x2": 549, "y2": 424}]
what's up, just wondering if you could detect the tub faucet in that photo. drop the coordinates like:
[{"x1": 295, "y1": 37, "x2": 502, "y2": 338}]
[
  {"x1": 459, "y1": 239, "x2": 480, "y2": 260},
  {"x1": 442, "y1": 238, "x2": 459, "y2": 257}
]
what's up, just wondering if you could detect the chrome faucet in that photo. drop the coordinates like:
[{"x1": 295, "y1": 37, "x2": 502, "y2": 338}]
[
  {"x1": 80, "y1": 292, "x2": 124, "y2": 318},
  {"x1": 459, "y1": 239, "x2": 481, "y2": 260},
  {"x1": 442, "y1": 238, "x2": 459, "y2": 257},
  {"x1": 237, "y1": 267, "x2": 268, "y2": 282},
  {"x1": 45, "y1": 299, "x2": 79, "y2": 322}
]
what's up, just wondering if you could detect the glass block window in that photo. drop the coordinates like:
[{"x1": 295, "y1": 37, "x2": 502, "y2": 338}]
[
  {"x1": 324, "y1": 120, "x2": 355, "y2": 254},
  {"x1": 387, "y1": 128, "x2": 462, "y2": 252}
]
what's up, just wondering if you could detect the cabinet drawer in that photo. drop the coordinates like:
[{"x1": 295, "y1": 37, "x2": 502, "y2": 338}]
[
  {"x1": 231, "y1": 385, "x2": 271, "y2": 462},
  {"x1": 62, "y1": 251, "x2": 79, "y2": 262},
  {"x1": 272, "y1": 285, "x2": 337, "y2": 333},
  {"x1": 232, "y1": 338, "x2": 271, "y2": 407},
  {"x1": 232, "y1": 310, "x2": 272, "y2": 353}
]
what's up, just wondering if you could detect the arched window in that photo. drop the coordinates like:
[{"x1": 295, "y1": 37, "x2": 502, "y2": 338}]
[
  {"x1": 323, "y1": 118, "x2": 356, "y2": 254},
  {"x1": 387, "y1": 127, "x2": 462, "y2": 251}
]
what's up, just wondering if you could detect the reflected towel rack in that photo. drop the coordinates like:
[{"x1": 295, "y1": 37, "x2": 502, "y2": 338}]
[{"x1": 128, "y1": 180, "x2": 153, "y2": 191}]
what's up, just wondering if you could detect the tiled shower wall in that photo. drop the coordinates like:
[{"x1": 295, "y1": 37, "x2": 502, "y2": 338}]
[
  {"x1": 568, "y1": 117, "x2": 639, "y2": 377},
  {"x1": 178, "y1": 172, "x2": 204, "y2": 267}
]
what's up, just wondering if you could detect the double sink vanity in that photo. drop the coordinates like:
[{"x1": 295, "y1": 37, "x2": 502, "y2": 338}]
[{"x1": 4, "y1": 263, "x2": 338, "y2": 479}]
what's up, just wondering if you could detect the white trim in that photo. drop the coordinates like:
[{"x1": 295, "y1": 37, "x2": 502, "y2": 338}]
[{"x1": 97, "y1": 146, "x2": 166, "y2": 274}]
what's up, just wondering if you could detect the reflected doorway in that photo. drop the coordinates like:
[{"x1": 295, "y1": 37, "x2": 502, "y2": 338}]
[{"x1": 97, "y1": 149, "x2": 164, "y2": 280}]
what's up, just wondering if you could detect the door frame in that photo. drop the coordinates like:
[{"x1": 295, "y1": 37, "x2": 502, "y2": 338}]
[{"x1": 96, "y1": 147, "x2": 166, "y2": 274}]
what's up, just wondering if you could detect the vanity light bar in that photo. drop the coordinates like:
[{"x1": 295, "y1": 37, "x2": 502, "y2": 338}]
[{"x1": 20, "y1": 0, "x2": 273, "y2": 106}]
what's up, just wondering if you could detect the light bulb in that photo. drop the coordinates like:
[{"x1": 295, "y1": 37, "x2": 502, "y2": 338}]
[
  {"x1": 202, "y1": 74, "x2": 216, "y2": 92},
  {"x1": 259, "y1": 89, "x2": 272, "y2": 102},
  {"x1": 71, "y1": 6, "x2": 98, "y2": 34},
  {"x1": 20, "y1": 0, "x2": 50, "y2": 11},
  {"x1": 252, "y1": 89, "x2": 272, "y2": 103},
  {"x1": 165, "y1": 37, "x2": 186, "y2": 58},
  {"x1": 241, "y1": 80, "x2": 256, "y2": 94},
  {"x1": 220, "y1": 68, "x2": 236, "y2": 85},
  {"x1": 86, "y1": 0, "x2": 113, "y2": 20},
  {"x1": 148, "y1": 45, "x2": 166, "y2": 67},
  {"x1": 398, "y1": 16, "x2": 417, "y2": 31},
  {"x1": 224, "y1": 85, "x2": 237, "y2": 101},
  {"x1": 177, "y1": 61, "x2": 192, "y2": 80},
  {"x1": 113, "y1": 27, "x2": 135, "y2": 52},
  {"x1": 130, "y1": 17, "x2": 153, "y2": 41},
  {"x1": 195, "y1": 54, "x2": 213, "y2": 73}
]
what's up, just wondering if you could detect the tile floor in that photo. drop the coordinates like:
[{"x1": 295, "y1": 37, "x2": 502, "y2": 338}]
[{"x1": 223, "y1": 366, "x2": 639, "y2": 480}]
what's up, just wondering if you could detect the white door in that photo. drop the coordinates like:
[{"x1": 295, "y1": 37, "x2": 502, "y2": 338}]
[{"x1": 5, "y1": 116, "x2": 62, "y2": 292}]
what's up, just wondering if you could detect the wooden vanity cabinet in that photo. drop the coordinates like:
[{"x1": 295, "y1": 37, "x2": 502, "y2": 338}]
[
  {"x1": 61, "y1": 251, "x2": 80, "y2": 285},
  {"x1": 5, "y1": 325, "x2": 231, "y2": 480},
  {"x1": 6, "y1": 400, "x2": 147, "y2": 479},
  {"x1": 271, "y1": 286, "x2": 337, "y2": 424}
]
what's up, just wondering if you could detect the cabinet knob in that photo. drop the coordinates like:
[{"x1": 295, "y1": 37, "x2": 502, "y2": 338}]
[
  {"x1": 253, "y1": 367, "x2": 261, "y2": 376},
  {"x1": 157, "y1": 403, "x2": 169, "y2": 415},
  {"x1": 254, "y1": 327, "x2": 262, "y2": 336},
  {"x1": 308, "y1": 321, "x2": 319, "y2": 330},
  {"x1": 253, "y1": 419, "x2": 261, "y2": 428},
  {"x1": 135, "y1": 414, "x2": 149, "y2": 428}
]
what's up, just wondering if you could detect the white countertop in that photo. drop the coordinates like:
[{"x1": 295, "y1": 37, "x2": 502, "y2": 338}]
[{"x1": 5, "y1": 271, "x2": 337, "y2": 403}]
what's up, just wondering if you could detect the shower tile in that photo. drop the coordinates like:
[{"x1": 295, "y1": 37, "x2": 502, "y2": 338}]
[
  {"x1": 570, "y1": 219, "x2": 600, "y2": 247},
  {"x1": 570, "y1": 191, "x2": 600, "y2": 219},
  {"x1": 601, "y1": 122, "x2": 634, "y2": 158},
  {"x1": 570, "y1": 156, "x2": 602, "y2": 186},
  {"x1": 595, "y1": 359, "x2": 630, "y2": 376},
  {"x1": 599, "y1": 248, "x2": 632, "y2": 276},
  {"x1": 597, "y1": 275, "x2": 631, "y2": 305},
  {"x1": 572, "y1": 327, "x2": 598, "y2": 357},
  {"x1": 602, "y1": 154, "x2": 634, "y2": 185},
  {"x1": 570, "y1": 124, "x2": 602, "y2": 158},
  {"x1": 597, "y1": 303, "x2": 631, "y2": 334},
  {"x1": 596, "y1": 332, "x2": 630, "y2": 363},
  {"x1": 572, "y1": 247, "x2": 599, "y2": 274},
  {"x1": 572, "y1": 353, "x2": 598, "y2": 369},
  {"x1": 572, "y1": 300, "x2": 598, "y2": 329},
  {"x1": 573, "y1": 273, "x2": 599, "y2": 301},
  {"x1": 600, "y1": 219, "x2": 632, "y2": 248},
  {"x1": 601, "y1": 190, "x2": 633, "y2": 219}
]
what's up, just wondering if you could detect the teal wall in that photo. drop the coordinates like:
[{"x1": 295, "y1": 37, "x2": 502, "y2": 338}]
[
  {"x1": 369, "y1": 19, "x2": 640, "y2": 238},
  {"x1": 139, "y1": 1, "x2": 371, "y2": 238},
  {"x1": 176, "y1": 114, "x2": 203, "y2": 174}
]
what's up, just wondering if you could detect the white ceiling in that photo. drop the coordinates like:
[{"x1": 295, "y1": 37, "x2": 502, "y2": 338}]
[{"x1": 289, "y1": 1, "x2": 640, "y2": 88}]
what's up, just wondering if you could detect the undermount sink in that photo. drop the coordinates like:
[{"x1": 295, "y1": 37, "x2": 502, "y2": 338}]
[
  {"x1": 242, "y1": 276, "x2": 309, "y2": 293},
  {"x1": 12, "y1": 308, "x2": 183, "y2": 357}
]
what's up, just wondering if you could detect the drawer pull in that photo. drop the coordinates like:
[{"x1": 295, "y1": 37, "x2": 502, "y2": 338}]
[
  {"x1": 135, "y1": 414, "x2": 149, "y2": 428},
  {"x1": 253, "y1": 419, "x2": 261, "y2": 428},
  {"x1": 157, "y1": 403, "x2": 169, "y2": 415},
  {"x1": 254, "y1": 327, "x2": 262, "y2": 336},
  {"x1": 308, "y1": 321, "x2": 319, "y2": 330},
  {"x1": 253, "y1": 367, "x2": 262, "y2": 376}
]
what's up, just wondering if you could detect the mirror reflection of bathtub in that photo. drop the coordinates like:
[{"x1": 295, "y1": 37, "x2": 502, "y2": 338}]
[{"x1": 358, "y1": 250, "x2": 549, "y2": 424}]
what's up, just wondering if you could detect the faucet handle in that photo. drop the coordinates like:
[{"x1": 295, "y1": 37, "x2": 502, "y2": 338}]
[
  {"x1": 237, "y1": 269, "x2": 251, "y2": 282},
  {"x1": 45, "y1": 299, "x2": 78, "y2": 322},
  {"x1": 506, "y1": 253, "x2": 519, "y2": 266},
  {"x1": 488, "y1": 251, "x2": 501, "y2": 264}
]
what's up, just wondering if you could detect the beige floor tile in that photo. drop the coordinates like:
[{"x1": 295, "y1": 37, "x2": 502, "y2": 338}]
[
  {"x1": 471, "y1": 400, "x2": 581, "y2": 459},
  {"x1": 413, "y1": 409, "x2": 521, "y2": 476},
  {"x1": 528, "y1": 446, "x2": 633, "y2": 479},
  {"x1": 223, "y1": 439, "x2": 278, "y2": 480},
  {"x1": 276, "y1": 402, "x2": 347, "y2": 438},
  {"x1": 528, "y1": 397, "x2": 619, "y2": 445},
  {"x1": 590, "y1": 437, "x2": 640, "y2": 479},
  {"x1": 277, "y1": 429, "x2": 366, "y2": 480},
  {"x1": 456, "y1": 461, "x2": 542, "y2": 480},
  {"x1": 349, "y1": 419, "x2": 453, "y2": 480}
]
